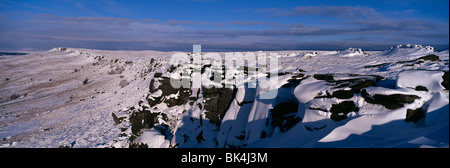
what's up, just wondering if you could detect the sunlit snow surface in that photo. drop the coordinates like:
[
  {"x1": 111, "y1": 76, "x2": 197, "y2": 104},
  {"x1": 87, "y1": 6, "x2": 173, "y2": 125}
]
[{"x1": 0, "y1": 45, "x2": 448, "y2": 148}]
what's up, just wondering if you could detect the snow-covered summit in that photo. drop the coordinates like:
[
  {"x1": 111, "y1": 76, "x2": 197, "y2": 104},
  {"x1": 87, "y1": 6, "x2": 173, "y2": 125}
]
[
  {"x1": 380, "y1": 44, "x2": 437, "y2": 57},
  {"x1": 394, "y1": 44, "x2": 435, "y2": 51},
  {"x1": 49, "y1": 47, "x2": 70, "y2": 52}
]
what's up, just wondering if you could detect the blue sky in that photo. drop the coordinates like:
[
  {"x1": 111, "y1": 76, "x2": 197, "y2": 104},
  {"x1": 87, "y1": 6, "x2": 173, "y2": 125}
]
[{"x1": 0, "y1": 0, "x2": 448, "y2": 51}]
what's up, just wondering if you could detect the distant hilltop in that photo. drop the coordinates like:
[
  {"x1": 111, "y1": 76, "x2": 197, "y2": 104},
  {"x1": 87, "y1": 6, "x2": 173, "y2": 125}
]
[{"x1": 391, "y1": 44, "x2": 436, "y2": 51}]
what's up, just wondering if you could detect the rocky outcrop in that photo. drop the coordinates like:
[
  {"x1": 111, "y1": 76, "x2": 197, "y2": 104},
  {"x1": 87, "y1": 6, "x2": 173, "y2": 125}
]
[
  {"x1": 442, "y1": 71, "x2": 449, "y2": 90},
  {"x1": 405, "y1": 108, "x2": 425, "y2": 123},
  {"x1": 329, "y1": 101, "x2": 358, "y2": 121},
  {"x1": 203, "y1": 87, "x2": 237, "y2": 124},
  {"x1": 270, "y1": 101, "x2": 301, "y2": 132},
  {"x1": 362, "y1": 90, "x2": 421, "y2": 109}
]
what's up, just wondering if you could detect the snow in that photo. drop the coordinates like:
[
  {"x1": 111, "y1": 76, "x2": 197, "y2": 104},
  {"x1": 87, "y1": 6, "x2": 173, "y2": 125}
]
[
  {"x1": 396, "y1": 70, "x2": 445, "y2": 92},
  {"x1": 138, "y1": 130, "x2": 170, "y2": 148},
  {"x1": 0, "y1": 44, "x2": 448, "y2": 148},
  {"x1": 294, "y1": 78, "x2": 329, "y2": 103}
]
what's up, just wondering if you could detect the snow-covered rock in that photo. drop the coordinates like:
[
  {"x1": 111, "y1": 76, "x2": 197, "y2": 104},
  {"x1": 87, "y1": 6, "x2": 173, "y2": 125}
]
[{"x1": 339, "y1": 48, "x2": 369, "y2": 57}]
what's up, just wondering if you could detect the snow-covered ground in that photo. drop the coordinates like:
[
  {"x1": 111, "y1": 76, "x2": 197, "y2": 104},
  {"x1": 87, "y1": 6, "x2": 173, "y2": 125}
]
[{"x1": 0, "y1": 45, "x2": 448, "y2": 148}]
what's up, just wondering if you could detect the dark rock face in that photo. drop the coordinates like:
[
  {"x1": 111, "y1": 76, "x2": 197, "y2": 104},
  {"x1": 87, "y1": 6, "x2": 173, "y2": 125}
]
[
  {"x1": 330, "y1": 101, "x2": 358, "y2": 114},
  {"x1": 313, "y1": 73, "x2": 380, "y2": 93},
  {"x1": 167, "y1": 65, "x2": 177, "y2": 73},
  {"x1": 153, "y1": 72, "x2": 163, "y2": 78},
  {"x1": 314, "y1": 74, "x2": 334, "y2": 81},
  {"x1": 270, "y1": 101, "x2": 301, "y2": 132},
  {"x1": 83, "y1": 78, "x2": 89, "y2": 85},
  {"x1": 332, "y1": 90, "x2": 354, "y2": 99},
  {"x1": 129, "y1": 75, "x2": 192, "y2": 145},
  {"x1": 349, "y1": 79, "x2": 376, "y2": 93},
  {"x1": 405, "y1": 108, "x2": 425, "y2": 123},
  {"x1": 119, "y1": 79, "x2": 130, "y2": 88},
  {"x1": 329, "y1": 101, "x2": 358, "y2": 121},
  {"x1": 267, "y1": 72, "x2": 290, "y2": 78},
  {"x1": 203, "y1": 86, "x2": 237, "y2": 124},
  {"x1": 442, "y1": 71, "x2": 449, "y2": 90},
  {"x1": 414, "y1": 85, "x2": 428, "y2": 91},
  {"x1": 147, "y1": 77, "x2": 191, "y2": 108},
  {"x1": 127, "y1": 60, "x2": 241, "y2": 147},
  {"x1": 362, "y1": 90, "x2": 421, "y2": 109},
  {"x1": 418, "y1": 54, "x2": 440, "y2": 61},
  {"x1": 129, "y1": 143, "x2": 149, "y2": 148},
  {"x1": 129, "y1": 109, "x2": 161, "y2": 135},
  {"x1": 330, "y1": 113, "x2": 347, "y2": 122},
  {"x1": 148, "y1": 78, "x2": 158, "y2": 93},
  {"x1": 282, "y1": 73, "x2": 309, "y2": 88}
]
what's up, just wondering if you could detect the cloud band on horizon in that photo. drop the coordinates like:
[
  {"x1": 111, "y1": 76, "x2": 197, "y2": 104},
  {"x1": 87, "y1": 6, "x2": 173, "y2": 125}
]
[{"x1": 0, "y1": 1, "x2": 448, "y2": 51}]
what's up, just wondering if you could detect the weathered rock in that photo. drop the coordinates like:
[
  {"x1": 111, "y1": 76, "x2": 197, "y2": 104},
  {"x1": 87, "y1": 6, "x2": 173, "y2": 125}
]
[
  {"x1": 414, "y1": 85, "x2": 428, "y2": 91},
  {"x1": 313, "y1": 74, "x2": 379, "y2": 93},
  {"x1": 129, "y1": 110, "x2": 161, "y2": 135},
  {"x1": 314, "y1": 74, "x2": 334, "y2": 81},
  {"x1": 266, "y1": 72, "x2": 290, "y2": 78},
  {"x1": 442, "y1": 71, "x2": 449, "y2": 90},
  {"x1": 83, "y1": 78, "x2": 89, "y2": 85},
  {"x1": 329, "y1": 101, "x2": 358, "y2": 121},
  {"x1": 405, "y1": 108, "x2": 425, "y2": 123},
  {"x1": 107, "y1": 65, "x2": 126, "y2": 75},
  {"x1": 129, "y1": 142, "x2": 148, "y2": 148},
  {"x1": 148, "y1": 77, "x2": 191, "y2": 107},
  {"x1": 282, "y1": 74, "x2": 309, "y2": 88},
  {"x1": 363, "y1": 93, "x2": 420, "y2": 109},
  {"x1": 167, "y1": 65, "x2": 177, "y2": 73},
  {"x1": 418, "y1": 54, "x2": 440, "y2": 61},
  {"x1": 112, "y1": 112, "x2": 126, "y2": 124},
  {"x1": 125, "y1": 60, "x2": 133, "y2": 65},
  {"x1": 119, "y1": 79, "x2": 130, "y2": 88},
  {"x1": 149, "y1": 78, "x2": 158, "y2": 93},
  {"x1": 330, "y1": 101, "x2": 358, "y2": 114},
  {"x1": 154, "y1": 72, "x2": 163, "y2": 78},
  {"x1": 203, "y1": 87, "x2": 237, "y2": 124},
  {"x1": 349, "y1": 79, "x2": 376, "y2": 93},
  {"x1": 330, "y1": 113, "x2": 348, "y2": 122},
  {"x1": 270, "y1": 101, "x2": 301, "y2": 132},
  {"x1": 332, "y1": 90, "x2": 354, "y2": 99}
]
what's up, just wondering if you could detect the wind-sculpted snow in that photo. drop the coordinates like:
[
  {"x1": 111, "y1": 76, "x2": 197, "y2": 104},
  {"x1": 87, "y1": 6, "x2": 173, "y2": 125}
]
[{"x1": 0, "y1": 45, "x2": 448, "y2": 148}]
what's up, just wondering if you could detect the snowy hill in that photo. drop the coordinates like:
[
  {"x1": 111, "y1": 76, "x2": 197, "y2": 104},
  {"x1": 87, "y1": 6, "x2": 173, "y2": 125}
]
[
  {"x1": 379, "y1": 44, "x2": 436, "y2": 58},
  {"x1": 0, "y1": 45, "x2": 448, "y2": 148}
]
